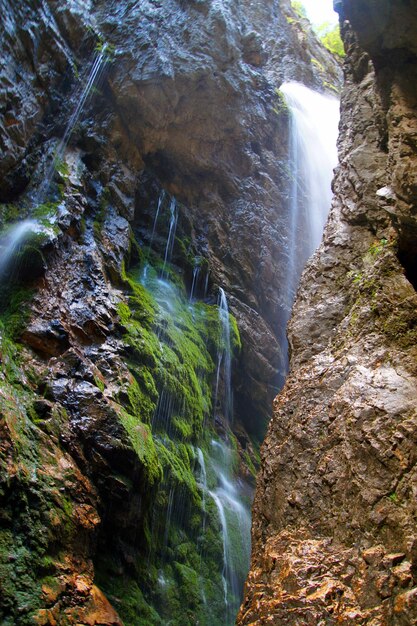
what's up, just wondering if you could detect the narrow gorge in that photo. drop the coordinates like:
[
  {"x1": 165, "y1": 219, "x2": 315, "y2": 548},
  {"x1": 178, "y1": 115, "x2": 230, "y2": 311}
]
[{"x1": 0, "y1": 1, "x2": 415, "y2": 625}]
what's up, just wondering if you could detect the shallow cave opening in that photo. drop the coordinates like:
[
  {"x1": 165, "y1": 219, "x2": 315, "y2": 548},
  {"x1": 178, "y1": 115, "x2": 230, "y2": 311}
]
[{"x1": 397, "y1": 229, "x2": 417, "y2": 291}]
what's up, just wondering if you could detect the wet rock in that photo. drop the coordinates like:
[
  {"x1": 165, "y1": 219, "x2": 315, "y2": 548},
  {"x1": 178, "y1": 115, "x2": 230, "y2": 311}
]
[
  {"x1": 239, "y1": 1, "x2": 417, "y2": 624},
  {"x1": 0, "y1": 0, "x2": 342, "y2": 622}
]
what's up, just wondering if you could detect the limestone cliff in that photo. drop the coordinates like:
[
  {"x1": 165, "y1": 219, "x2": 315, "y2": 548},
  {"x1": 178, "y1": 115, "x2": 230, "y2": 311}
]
[
  {"x1": 238, "y1": 1, "x2": 417, "y2": 624},
  {"x1": 0, "y1": 1, "x2": 340, "y2": 624}
]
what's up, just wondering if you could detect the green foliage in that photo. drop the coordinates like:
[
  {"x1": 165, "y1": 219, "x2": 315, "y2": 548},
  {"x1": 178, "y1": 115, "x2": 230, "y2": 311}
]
[
  {"x1": 95, "y1": 39, "x2": 116, "y2": 62},
  {"x1": 369, "y1": 238, "x2": 388, "y2": 256},
  {"x1": 316, "y1": 22, "x2": 345, "y2": 58},
  {"x1": 118, "y1": 409, "x2": 162, "y2": 484},
  {"x1": 54, "y1": 158, "x2": 70, "y2": 178},
  {"x1": 290, "y1": 0, "x2": 307, "y2": 19},
  {"x1": 0, "y1": 203, "x2": 21, "y2": 228},
  {"x1": 272, "y1": 88, "x2": 289, "y2": 117}
]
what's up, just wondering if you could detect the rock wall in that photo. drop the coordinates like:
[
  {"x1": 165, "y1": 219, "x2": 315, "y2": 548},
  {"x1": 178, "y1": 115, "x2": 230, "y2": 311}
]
[
  {"x1": 0, "y1": 1, "x2": 340, "y2": 624},
  {"x1": 238, "y1": 0, "x2": 417, "y2": 624}
]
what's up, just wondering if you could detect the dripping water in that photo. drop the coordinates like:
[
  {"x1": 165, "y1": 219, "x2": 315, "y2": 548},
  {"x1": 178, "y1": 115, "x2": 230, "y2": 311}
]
[
  {"x1": 203, "y1": 270, "x2": 210, "y2": 299},
  {"x1": 189, "y1": 262, "x2": 200, "y2": 302},
  {"x1": 214, "y1": 287, "x2": 233, "y2": 424},
  {"x1": 148, "y1": 190, "x2": 165, "y2": 257},
  {"x1": 36, "y1": 45, "x2": 108, "y2": 205},
  {"x1": 161, "y1": 197, "x2": 178, "y2": 277}
]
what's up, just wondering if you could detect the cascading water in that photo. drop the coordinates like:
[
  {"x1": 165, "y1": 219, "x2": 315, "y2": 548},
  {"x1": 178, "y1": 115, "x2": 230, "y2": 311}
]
[
  {"x1": 0, "y1": 220, "x2": 38, "y2": 278},
  {"x1": 214, "y1": 287, "x2": 233, "y2": 424},
  {"x1": 128, "y1": 194, "x2": 252, "y2": 625},
  {"x1": 208, "y1": 439, "x2": 251, "y2": 624},
  {"x1": 280, "y1": 82, "x2": 339, "y2": 306}
]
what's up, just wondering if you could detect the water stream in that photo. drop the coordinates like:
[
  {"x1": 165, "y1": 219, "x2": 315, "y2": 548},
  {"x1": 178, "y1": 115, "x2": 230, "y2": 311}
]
[
  {"x1": 214, "y1": 287, "x2": 233, "y2": 424},
  {"x1": 161, "y1": 197, "x2": 178, "y2": 277},
  {"x1": 280, "y1": 81, "x2": 339, "y2": 307},
  {"x1": 135, "y1": 198, "x2": 251, "y2": 624},
  {"x1": 0, "y1": 220, "x2": 38, "y2": 279},
  {"x1": 208, "y1": 438, "x2": 251, "y2": 624},
  {"x1": 0, "y1": 45, "x2": 109, "y2": 284},
  {"x1": 36, "y1": 46, "x2": 108, "y2": 205}
]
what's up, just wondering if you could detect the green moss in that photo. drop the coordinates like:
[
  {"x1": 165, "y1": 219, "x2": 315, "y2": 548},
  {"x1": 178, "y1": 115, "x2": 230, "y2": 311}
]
[
  {"x1": 0, "y1": 203, "x2": 21, "y2": 227},
  {"x1": 95, "y1": 567, "x2": 163, "y2": 626},
  {"x1": 290, "y1": 0, "x2": 307, "y2": 19},
  {"x1": 311, "y1": 57, "x2": 325, "y2": 73},
  {"x1": 369, "y1": 238, "x2": 389, "y2": 256},
  {"x1": 105, "y1": 247, "x2": 247, "y2": 625},
  {"x1": 273, "y1": 88, "x2": 289, "y2": 117},
  {"x1": 54, "y1": 158, "x2": 70, "y2": 179},
  {"x1": 118, "y1": 409, "x2": 162, "y2": 484},
  {"x1": 0, "y1": 286, "x2": 34, "y2": 340}
]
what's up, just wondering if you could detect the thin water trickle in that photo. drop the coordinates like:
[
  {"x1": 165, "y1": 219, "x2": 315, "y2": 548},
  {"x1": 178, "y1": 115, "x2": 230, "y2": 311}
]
[
  {"x1": 148, "y1": 190, "x2": 165, "y2": 256},
  {"x1": 161, "y1": 197, "x2": 178, "y2": 277},
  {"x1": 203, "y1": 271, "x2": 210, "y2": 299},
  {"x1": 280, "y1": 82, "x2": 339, "y2": 306},
  {"x1": 36, "y1": 46, "x2": 108, "y2": 205},
  {"x1": 214, "y1": 287, "x2": 233, "y2": 423},
  {"x1": 189, "y1": 263, "x2": 200, "y2": 302}
]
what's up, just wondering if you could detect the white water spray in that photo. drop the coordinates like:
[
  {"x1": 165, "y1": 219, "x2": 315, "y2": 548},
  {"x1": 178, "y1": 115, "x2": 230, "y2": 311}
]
[
  {"x1": 280, "y1": 82, "x2": 339, "y2": 304},
  {"x1": 209, "y1": 439, "x2": 251, "y2": 624},
  {"x1": 0, "y1": 220, "x2": 38, "y2": 278}
]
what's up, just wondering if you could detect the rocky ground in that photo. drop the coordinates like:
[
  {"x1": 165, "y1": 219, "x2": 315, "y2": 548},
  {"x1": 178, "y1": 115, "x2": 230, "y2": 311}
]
[{"x1": 238, "y1": 1, "x2": 417, "y2": 624}]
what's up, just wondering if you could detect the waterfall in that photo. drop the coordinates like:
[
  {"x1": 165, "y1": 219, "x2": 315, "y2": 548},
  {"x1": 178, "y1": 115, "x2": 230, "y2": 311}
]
[
  {"x1": 36, "y1": 46, "x2": 108, "y2": 205},
  {"x1": 135, "y1": 217, "x2": 251, "y2": 625},
  {"x1": 209, "y1": 439, "x2": 251, "y2": 625},
  {"x1": 214, "y1": 287, "x2": 233, "y2": 424},
  {"x1": 0, "y1": 220, "x2": 38, "y2": 279},
  {"x1": 161, "y1": 197, "x2": 178, "y2": 277},
  {"x1": 280, "y1": 82, "x2": 339, "y2": 305}
]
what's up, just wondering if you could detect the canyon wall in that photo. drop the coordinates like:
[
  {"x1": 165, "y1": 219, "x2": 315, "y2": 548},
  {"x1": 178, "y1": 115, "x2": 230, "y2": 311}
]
[
  {"x1": 238, "y1": 0, "x2": 417, "y2": 624},
  {"x1": 0, "y1": 1, "x2": 340, "y2": 624}
]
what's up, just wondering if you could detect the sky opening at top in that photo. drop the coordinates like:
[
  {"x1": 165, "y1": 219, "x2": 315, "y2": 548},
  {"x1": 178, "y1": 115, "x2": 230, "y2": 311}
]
[{"x1": 300, "y1": 0, "x2": 338, "y2": 26}]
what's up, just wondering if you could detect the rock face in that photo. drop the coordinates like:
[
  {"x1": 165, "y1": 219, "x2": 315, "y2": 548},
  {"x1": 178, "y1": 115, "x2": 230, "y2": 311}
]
[
  {"x1": 238, "y1": 1, "x2": 417, "y2": 624},
  {"x1": 0, "y1": 1, "x2": 341, "y2": 624}
]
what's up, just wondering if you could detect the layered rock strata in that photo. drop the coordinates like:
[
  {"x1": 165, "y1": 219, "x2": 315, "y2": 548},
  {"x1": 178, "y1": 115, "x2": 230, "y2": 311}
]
[
  {"x1": 0, "y1": 1, "x2": 340, "y2": 624},
  {"x1": 238, "y1": 0, "x2": 417, "y2": 624}
]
